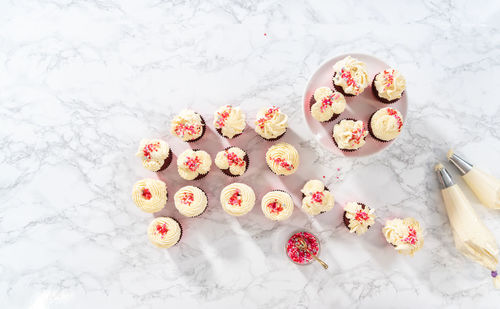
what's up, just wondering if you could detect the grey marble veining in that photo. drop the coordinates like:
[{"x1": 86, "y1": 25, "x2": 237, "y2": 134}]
[{"x1": 1, "y1": 1, "x2": 500, "y2": 308}]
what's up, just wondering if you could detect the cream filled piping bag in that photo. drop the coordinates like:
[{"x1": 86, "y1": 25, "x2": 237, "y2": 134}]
[
  {"x1": 435, "y1": 163, "x2": 500, "y2": 288},
  {"x1": 448, "y1": 149, "x2": 500, "y2": 209}
]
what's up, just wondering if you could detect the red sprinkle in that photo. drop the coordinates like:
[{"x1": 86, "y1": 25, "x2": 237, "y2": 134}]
[
  {"x1": 267, "y1": 200, "x2": 284, "y2": 214},
  {"x1": 354, "y1": 210, "x2": 369, "y2": 222},
  {"x1": 382, "y1": 69, "x2": 395, "y2": 90},
  {"x1": 142, "y1": 188, "x2": 152, "y2": 200},
  {"x1": 319, "y1": 93, "x2": 339, "y2": 113},
  {"x1": 340, "y1": 68, "x2": 360, "y2": 93},
  {"x1": 215, "y1": 106, "x2": 232, "y2": 128},
  {"x1": 386, "y1": 108, "x2": 403, "y2": 131},
  {"x1": 225, "y1": 151, "x2": 245, "y2": 167},
  {"x1": 184, "y1": 156, "x2": 201, "y2": 171},
  {"x1": 286, "y1": 232, "x2": 320, "y2": 264},
  {"x1": 156, "y1": 223, "x2": 169, "y2": 237},
  {"x1": 349, "y1": 125, "x2": 367, "y2": 146},
  {"x1": 174, "y1": 123, "x2": 201, "y2": 137},
  {"x1": 271, "y1": 157, "x2": 294, "y2": 171},
  {"x1": 311, "y1": 192, "x2": 324, "y2": 203},
  {"x1": 403, "y1": 227, "x2": 418, "y2": 245},
  {"x1": 257, "y1": 106, "x2": 279, "y2": 129},
  {"x1": 228, "y1": 190, "x2": 242, "y2": 206},
  {"x1": 142, "y1": 142, "x2": 160, "y2": 160},
  {"x1": 180, "y1": 192, "x2": 194, "y2": 206}
]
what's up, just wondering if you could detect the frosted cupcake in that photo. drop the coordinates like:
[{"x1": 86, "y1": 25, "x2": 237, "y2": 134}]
[
  {"x1": 177, "y1": 149, "x2": 212, "y2": 180},
  {"x1": 309, "y1": 87, "x2": 346, "y2": 122},
  {"x1": 301, "y1": 180, "x2": 335, "y2": 216},
  {"x1": 265, "y1": 143, "x2": 299, "y2": 176},
  {"x1": 215, "y1": 147, "x2": 249, "y2": 177},
  {"x1": 131, "y1": 179, "x2": 167, "y2": 213},
  {"x1": 174, "y1": 186, "x2": 208, "y2": 217},
  {"x1": 343, "y1": 202, "x2": 376, "y2": 235},
  {"x1": 170, "y1": 109, "x2": 206, "y2": 142},
  {"x1": 383, "y1": 217, "x2": 424, "y2": 256},
  {"x1": 254, "y1": 106, "x2": 288, "y2": 141},
  {"x1": 220, "y1": 183, "x2": 256, "y2": 216},
  {"x1": 332, "y1": 56, "x2": 369, "y2": 96},
  {"x1": 136, "y1": 139, "x2": 172, "y2": 172},
  {"x1": 332, "y1": 119, "x2": 368, "y2": 152},
  {"x1": 372, "y1": 69, "x2": 406, "y2": 103},
  {"x1": 213, "y1": 105, "x2": 246, "y2": 139},
  {"x1": 261, "y1": 190, "x2": 294, "y2": 221},
  {"x1": 147, "y1": 217, "x2": 182, "y2": 248},
  {"x1": 368, "y1": 107, "x2": 404, "y2": 142}
]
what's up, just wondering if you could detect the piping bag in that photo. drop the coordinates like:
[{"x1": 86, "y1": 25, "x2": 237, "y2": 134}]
[
  {"x1": 448, "y1": 149, "x2": 500, "y2": 209},
  {"x1": 435, "y1": 163, "x2": 500, "y2": 288}
]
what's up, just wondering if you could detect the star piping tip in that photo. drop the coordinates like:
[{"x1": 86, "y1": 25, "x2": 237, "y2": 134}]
[
  {"x1": 434, "y1": 162, "x2": 445, "y2": 172},
  {"x1": 447, "y1": 148, "x2": 454, "y2": 160}
]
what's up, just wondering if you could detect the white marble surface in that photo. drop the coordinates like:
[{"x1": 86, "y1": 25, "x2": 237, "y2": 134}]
[{"x1": 2, "y1": 1, "x2": 500, "y2": 308}]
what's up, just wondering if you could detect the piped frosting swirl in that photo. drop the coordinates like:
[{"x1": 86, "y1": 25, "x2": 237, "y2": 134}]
[
  {"x1": 261, "y1": 190, "x2": 294, "y2": 221},
  {"x1": 220, "y1": 183, "x2": 256, "y2": 216},
  {"x1": 332, "y1": 56, "x2": 369, "y2": 95},
  {"x1": 136, "y1": 139, "x2": 170, "y2": 172},
  {"x1": 374, "y1": 69, "x2": 406, "y2": 101},
  {"x1": 370, "y1": 107, "x2": 404, "y2": 141},
  {"x1": 333, "y1": 119, "x2": 368, "y2": 150},
  {"x1": 383, "y1": 217, "x2": 424, "y2": 256},
  {"x1": 254, "y1": 106, "x2": 288, "y2": 139},
  {"x1": 170, "y1": 109, "x2": 204, "y2": 141},
  {"x1": 265, "y1": 143, "x2": 299, "y2": 175},
  {"x1": 215, "y1": 147, "x2": 247, "y2": 176},
  {"x1": 301, "y1": 180, "x2": 335, "y2": 215},
  {"x1": 174, "y1": 186, "x2": 208, "y2": 217},
  {"x1": 177, "y1": 149, "x2": 212, "y2": 180},
  {"x1": 344, "y1": 202, "x2": 375, "y2": 235},
  {"x1": 147, "y1": 217, "x2": 181, "y2": 248},
  {"x1": 213, "y1": 105, "x2": 246, "y2": 138},
  {"x1": 311, "y1": 87, "x2": 346, "y2": 122},
  {"x1": 131, "y1": 179, "x2": 167, "y2": 213}
]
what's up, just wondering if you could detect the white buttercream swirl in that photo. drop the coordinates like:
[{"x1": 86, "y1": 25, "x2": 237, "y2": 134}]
[
  {"x1": 254, "y1": 106, "x2": 288, "y2": 139},
  {"x1": 174, "y1": 186, "x2": 208, "y2": 217},
  {"x1": 213, "y1": 105, "x2": 246, "y2": 138},
  {"x1": 147, "y1": 217, "x2": 181, "y2": 248},
  {"x1": 220, "y1": 183, "x2": 256, "y2": 216},
  {"x1": 383, "y1": 217, "x2": 424, "y2": 256},
  {"x1": 215, "y1": 147, "x2": 247, "y2": 176},
  {"x1": 374, "y1": 69, "x2": 406, "y2": 101},
  {"x1": 311, "y1": 87, "x2": 346, "y2": 122},
  {"x1": 136, "y1": 139, "x2": 170, "y2": 172},
  {"x1": 370, "y1": 107, "x2": 403, "y2": 141},
  {"x1": 131, "y1": 179, "x2": 167, "y2": 213},
  {"x1": 301, "y1": 180, "x2": 335, "y2": 216},
  {"x1": 170, "y1": 109, "x2": 204, "y2": 141},
  {"x1": 332, "y1": 56, "x2": 369, "y2": 95},
  {"x1": 177, "y1": 149, "x2": 212, "y2": 180},
  {"x1": 261, "y1": 190, "x2": 294, "y2": 221},
  {"x1": 333, "y1": 119, "x2": 368, "y2": 150},
  {"x1": 265, "y1": 143, "x2": 299, "y2": 176},
  {"x1": 344, "y1": 202, "x2": 375, "y2": 235}
]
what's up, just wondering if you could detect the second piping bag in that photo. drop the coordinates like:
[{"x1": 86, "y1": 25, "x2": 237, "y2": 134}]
[{"x1": 435, "y1": 163, "x2": 500, "y2": 288}]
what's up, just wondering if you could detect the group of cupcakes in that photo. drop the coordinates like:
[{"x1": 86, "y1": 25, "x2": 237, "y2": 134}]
[
  {"x1": 309, "y1": 55, "x2": 406, "y2": 151},
  {"x1": 131, "y1": 105, "x2": 299, "y2": 248}
]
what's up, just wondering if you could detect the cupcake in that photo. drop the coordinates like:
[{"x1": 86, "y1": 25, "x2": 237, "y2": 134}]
[
  {"x1": 301, "y1": 180, "x2": 335, "y2": 216},
  {"x1": 147, "y1": 217, "x2": 182, "y2": 248},
  {"x1": 332, "y1": 119, "x2": 368, "y2": 152},
  {"x1": 332, "y1": 56, "x2": 369, "y2": 96},
  {"x1": 220, "y1": 183, "x2": 256, "y2": 216},
  {"x1": 372, "y1": 69, "x2": 406, "y2": 103},
  {"x1": 177, "y1": 149, "x2": 212, "y2": 180},
  {"x1": 342, "y1": 202, "x2": 376, "y2": 235},
  {"x1": 170, "y1": 109, "x2": 206, "y2": 142},
  {"x1": 213, "y1": 105, "x2": 246, "y2": 138},
  {"x1": 131, "y1": 179, "x2": 167, "y2": 213},
  {"x1": 174, "y1": 186, "x2": 208, "y2": 217},
  {"x1": 254, "y1": 106, "x2": 288, "y2": 141},
  {"x1": 136, "y1": 139, "x2": 172, "y2": 172},
  {"x1": 368, "y1": 107, "x2": 404, "y2": 142},
  {"x1": 310, "y1": 87, "x2": 346, "y2": 122},
  {"x1": 383, "y1": 217, "x2": 424, "y2": 256},
  {"x1": 265, "y1": 143, "x2": 299, "y2": 176},
  {"x1": 215, "y1": 147, "x2": 249, "y2": 177},
  {"x1": 261, "y1": 190, "x2": 294, "y2": 221}
]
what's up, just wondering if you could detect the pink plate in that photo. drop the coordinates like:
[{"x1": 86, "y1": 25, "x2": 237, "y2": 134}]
[{"x1": 302, "y1": 53, "x2": 408, "y2": 157}]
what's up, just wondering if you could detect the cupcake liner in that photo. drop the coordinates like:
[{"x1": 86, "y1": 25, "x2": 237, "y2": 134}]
[
  {"x1": 332, "y1": 118, "x2": 361, "y2": 153},
  {"x1": 188, "y1": 188, "x2": 209, "y2": 218},
  {"x1": 261, "y1": 128, "x2": 287, "y2": 141},
  {"x1": 216, "y1": 127, "x2": 243, "y2": 139},
  {"x1": 332, "y1": 72, "x2": 355, "y2": 97},
  {"x1": 309, "y1": 94, "x2": 340, "y2": 123},
  {"x1": 342, "y1": 203, "x2": 372, "y2": 234},
  {"x1": 367, "y1": 112, "x2": 391, "y2": 143},
  {"x1": 371, "y1": 74, "x2": 402, "y2": 104},
  {"x1": 171, "y1": 217, "x2": 183, "y2": 246},
  {"x1": 157, "y1": 148, "x2": 173, "y2": 172},
  {"x1": 186, "y1": 115, "x2": 206, "y2": 143}
]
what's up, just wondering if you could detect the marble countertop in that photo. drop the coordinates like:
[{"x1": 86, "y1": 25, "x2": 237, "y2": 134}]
[{"x1": 2, "y1": 1, "x2": 500, "y2": 308}]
